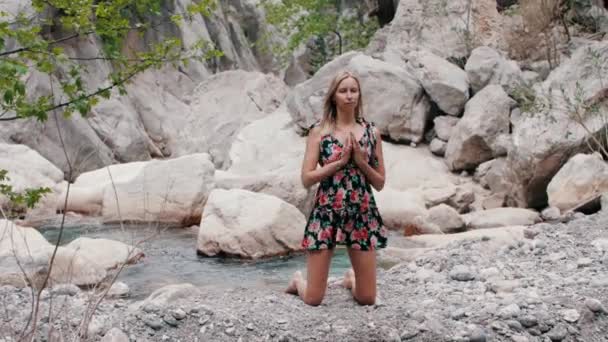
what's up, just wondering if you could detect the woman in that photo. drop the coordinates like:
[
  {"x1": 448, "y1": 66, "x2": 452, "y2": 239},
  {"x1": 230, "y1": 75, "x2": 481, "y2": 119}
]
[{"x1": 285, "y1": 71, "x2": 388, "y2": 306}]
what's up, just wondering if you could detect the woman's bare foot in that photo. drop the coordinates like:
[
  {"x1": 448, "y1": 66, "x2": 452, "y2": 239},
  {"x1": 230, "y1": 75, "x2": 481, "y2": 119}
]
[
  {"x1": 342, "y1": 268, "x2": 355, "y2": 289},
  {"x1": 285, "y1": 270, "x2": 303, "y2": 295}
]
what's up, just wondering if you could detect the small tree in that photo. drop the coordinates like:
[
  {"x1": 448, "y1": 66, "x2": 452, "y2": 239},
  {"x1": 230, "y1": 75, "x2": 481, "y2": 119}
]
[{"x1": 260, "y1": 0, "x2": 379, "y2": 72}]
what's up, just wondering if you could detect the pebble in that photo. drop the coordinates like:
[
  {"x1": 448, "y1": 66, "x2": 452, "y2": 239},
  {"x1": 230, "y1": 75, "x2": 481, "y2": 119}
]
[
  {"x1": 561, "y1": 309, "x2": 580, "y2": 323},
  {"x1": 546, "y1": 323, "x2": 568, "y2": 341},
  {"x1": 584, "y1": 298, "x2": 606, "y2": 313},
  {"x1": 163, "y1": 315, "x2": 179, "y2": 327},
  {"x1": 142, "y1": 316, "x2": 163, "y2": 331},
  {"x1": 449, "y1": 265, "x2": 476, "y2": 281},
  {"x1": 171, "y1": 308, "x2": 187, "y2": 320},
  {"x1": 577, "y1": 257, "x2": 593, "y2": 268}
]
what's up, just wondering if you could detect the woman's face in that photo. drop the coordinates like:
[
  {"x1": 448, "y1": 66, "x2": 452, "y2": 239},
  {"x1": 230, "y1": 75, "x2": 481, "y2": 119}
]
[{"x1": 333, "y1": 77, "x2": 359, "y2": 111}]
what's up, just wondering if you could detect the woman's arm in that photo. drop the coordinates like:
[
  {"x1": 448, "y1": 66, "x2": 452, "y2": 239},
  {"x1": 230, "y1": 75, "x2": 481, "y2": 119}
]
[
  {"x1": 301, "y1": 127, "x2": 352, "y2": 189},
  {"x1": 351, "y1": 128, "x2": 386, "y2": 191}
]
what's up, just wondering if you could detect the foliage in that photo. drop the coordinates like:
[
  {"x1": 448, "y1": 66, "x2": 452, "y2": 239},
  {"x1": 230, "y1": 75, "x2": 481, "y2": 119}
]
[
  {"x1": 0, "y1": 0, "x2": 221, "y2": 122},
  {"x1": 0, "y1": 169, "x2": 51, "y2": 217},
  {"x1": 260, "y1": 0, "x2": 379, "y2": 72}
]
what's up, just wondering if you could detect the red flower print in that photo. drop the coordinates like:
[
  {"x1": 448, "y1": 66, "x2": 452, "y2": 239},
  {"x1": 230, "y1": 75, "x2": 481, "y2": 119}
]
[
  {"x1": 332, "y1": 189, "x2": 345, "y2": 210},
  {"x1": 319, "y1": 193, "x2": 329, "y2": 206},
  {"x1": 301, "y1": 236, "x2": 312, "y2": 249},
  {"x1": 334, "y1": 170, "x2": 344, "y2": 183},
  {"x1": 353, "y1": 229, "x2": 368, "y2": 241},
  {"x1": 361, "y1": 192, "x2": 370, "y2": 212},
  {"x1": 350, "y1": 190, "x2": 359, "y2": 203},
  {"x1": 351, "y1": 243, "x2": 361, "y2": 250},
  {"x1": 319, "y1": 227, "x2": 333, "y2": 241}
]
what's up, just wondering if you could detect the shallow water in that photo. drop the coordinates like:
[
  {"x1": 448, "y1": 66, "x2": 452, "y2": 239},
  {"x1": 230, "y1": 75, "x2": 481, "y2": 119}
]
[{"x1": 39, "y1": 223, "x2": 353, "y2": 300}]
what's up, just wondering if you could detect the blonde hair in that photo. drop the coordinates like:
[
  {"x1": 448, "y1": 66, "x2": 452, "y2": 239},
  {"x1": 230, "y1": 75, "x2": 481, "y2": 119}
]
[{"x1": 319, "y1": 71, "x2": 364, "y2": 134}]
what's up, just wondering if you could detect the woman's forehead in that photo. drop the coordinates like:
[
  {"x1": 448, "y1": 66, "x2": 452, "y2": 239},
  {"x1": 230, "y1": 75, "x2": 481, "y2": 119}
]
[{"x1": 337, "y1": 77, "x2": 358, "y2": 88}]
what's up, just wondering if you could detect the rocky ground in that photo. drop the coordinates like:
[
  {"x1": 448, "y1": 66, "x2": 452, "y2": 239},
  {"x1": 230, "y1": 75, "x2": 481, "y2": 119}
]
[{"x1": 1, "y1": 211, "x2": 608, "y2": 342}]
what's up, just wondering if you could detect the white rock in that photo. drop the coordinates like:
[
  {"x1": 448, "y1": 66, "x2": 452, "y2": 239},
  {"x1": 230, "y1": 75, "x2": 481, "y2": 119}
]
[
  {"x1": 462, "y1": 208, "x2": 541, "y2": 229},
  {"x1": 445, "y1": 85, "x2": 515, "y2": 171},
  {"x1": 547, "y1": 153, "x2": 608, "y2": 212},
  {"x1": 197, "y1": 189, "x2": 305, "y2": 258},
  {"x1": 286, "y1": 52, "x2": 431, "y2": 143}
]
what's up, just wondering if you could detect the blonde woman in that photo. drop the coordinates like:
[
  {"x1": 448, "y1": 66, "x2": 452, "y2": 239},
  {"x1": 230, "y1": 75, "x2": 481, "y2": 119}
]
[{"x1": 286, "y1": 71, "x2": 388, "y2": 306}]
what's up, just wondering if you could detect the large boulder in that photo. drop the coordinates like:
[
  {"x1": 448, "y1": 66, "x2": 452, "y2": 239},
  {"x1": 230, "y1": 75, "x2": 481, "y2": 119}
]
[
  {"x1": 505, "y1": 41, "x2": 608, "y2": 208},
  {"x1": 101, "y1": 154, "x2": 215, "y2": 225},
  {"x1": 216, "y1": 109, "x2": 315, "y2": 213},
  {"x1": 0, "y1": 220, "x2": 108, "y2": 287},
  {"x1": 374, "y1": 189, "x2": 427, "y2": 231},
  {"x1": 179, "y1": 71, "x2": 288, "y2": 168},
  {"x1": 445, "y1": 85, "x2": 516, "y2": 171},
  {"x1": 286, "y1": 52, "x2": 431, "y2": 143},
  {"x1": 465, "y1": 46, "x2": 524, "y2": 94},
  {"x1": 406, "y1": 50, "x2": 470, "y2": 115},
  {"x1": 367, "y1": 0, "x2": 507, "y2": 61},
  {"x1": 547, "y1": 153, "x2": 608, "y2": 212},
  {"x1": 65, "y1": 237, "x2": 144, "y2": 270},
  {"x1": 197, "y1": 189, "x2": 305, "y2": 259}
]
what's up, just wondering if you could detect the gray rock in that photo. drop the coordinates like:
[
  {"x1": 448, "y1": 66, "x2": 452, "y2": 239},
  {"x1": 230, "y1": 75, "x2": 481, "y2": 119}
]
[
  {"x1": 584, "y1": 298, "x2": 606, "y2": 313},
  {"x1": 546, "y1": 323, "x2": 568, "y2": 341},
  {"x1": 449, "y1": 265, "x2": 476, "y2": 281}
]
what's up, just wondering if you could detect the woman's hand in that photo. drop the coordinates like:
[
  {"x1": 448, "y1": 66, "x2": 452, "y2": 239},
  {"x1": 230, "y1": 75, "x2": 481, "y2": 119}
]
[
  {"x1": 334, "y1": 134, "x2": 352, "y2": 169},
  {"x1": 350, "y1": 132, "x2": 366, "y2": 168}
]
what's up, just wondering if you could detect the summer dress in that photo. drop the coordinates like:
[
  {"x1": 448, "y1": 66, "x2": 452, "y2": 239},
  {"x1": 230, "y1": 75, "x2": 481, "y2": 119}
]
[{"x1": 301, "y1": 119, "x2": 388, "y2": 251}]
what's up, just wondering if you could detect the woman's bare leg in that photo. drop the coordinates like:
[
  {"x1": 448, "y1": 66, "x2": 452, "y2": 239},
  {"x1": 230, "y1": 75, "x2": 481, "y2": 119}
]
[
  {"x1": 344, "y1": 248, "x2": 377, "y2": 305},
  {"x1": 285, "y1": 249, "x2": 333, "y2": 306}
]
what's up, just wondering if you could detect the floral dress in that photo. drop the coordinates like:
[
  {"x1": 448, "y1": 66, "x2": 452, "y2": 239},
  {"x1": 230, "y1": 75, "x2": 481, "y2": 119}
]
[{"x1": 301, "y1": 119, "x2": 388, "y2": 251}]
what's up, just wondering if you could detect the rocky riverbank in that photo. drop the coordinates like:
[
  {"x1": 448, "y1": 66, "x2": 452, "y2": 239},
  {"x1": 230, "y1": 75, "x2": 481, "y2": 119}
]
[{"x1": 2, "y1": 211, "x2": 607, "y2": 342}]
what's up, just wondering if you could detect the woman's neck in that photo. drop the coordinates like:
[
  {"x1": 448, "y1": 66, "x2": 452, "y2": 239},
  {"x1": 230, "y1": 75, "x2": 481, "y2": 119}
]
[{"x1": 335, "y1": 109, "x2": 357, "y2": 128}]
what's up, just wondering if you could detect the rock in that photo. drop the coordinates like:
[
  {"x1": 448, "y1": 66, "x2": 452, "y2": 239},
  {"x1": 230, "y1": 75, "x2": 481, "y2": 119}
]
[
  {"x1": 547, "y1": 153, "x2": 608, "y2": 212},
  {"x1": 374, "y1": 189, "x2": 427, "y2": 231},
  {"x1": 142, "y1": 316, "x2": 163, "y2": 331},
  {"x1": 65, "y1": 237, "x2": 143, "y2": 270},
  {"x1": 474, "y1": 158, "x2": 510, "y2": 194},
  {"x1": 171, "y1": 309, "x2": 187, "y2": 320},
  {"x1": 50, "y1": 284, "x2": 80, "y2": 297},
  {"x1": 446, "y1": 186, "x2": 476, "y2": 213},
  {"x1": 422, "y1": 186, "x2": 456, "y2": 207},
  {"x1": 449, "y1": 265, "x2": 476, "y2": 281},
  {"x1": 100, "y1": 328, "x2": 129, "y2": 342},
  {"x1": 434, "y1": 116, "x2": 460, "y2": 141},
  {"x1": 197, "y1": 189, "x2": 305, "y2": 258},
  {"x1": 462, "y1": 208, "x2": 541, "y2": 229},
  {"x1": 541, "y1": 207, "x2": 562, "y2": 221},
  {"x1": 429, "y1": 138, "x2": 447, "y2": 156},
  {"x1": 465, "y1": 46, "x2": 524, "y2": 94},
  {"x1": 505, "y1": 41, "x2": 608, "y2": 209},
  {"x1": 523, "y1": 227, "x2": 540, "y2": 240},
  {"x1": 518, "y1": 315, "x2": 538, "y2": 328},
  {"x1": 383, "y1": 143, "x2": 458, "y2": 191},
  {"x1": 561, "y1": 309, "x2": 580, "y2": 323},
  {"x1": 107, "y1": 282, "x2": 130, "y2": 298},
  {"x1": 0, "y1": 143, "x2": 64, "y2": 218},
  {"x1": 481, "y1": 193, "x2": 505, "y2": 209},
  {"x1": 577, "y1": 258, "x2": 593, "y2": 268},
  {"x1": 584, "y1": 298, "x2": 606, "y2": 313},
  {"x1": 184, "y1": 70, "x2": 288, "y2": 168},
  {"x1": 100, "y1": 154, "x2": 215, "y2": 225},
  {"x1": 406, "y1": 49, "x2": 470, "y2": 115},
  {"x1": 367, "y1": 0, "x2": 506, "y2": 60},
  {"x1": 546, "y1": 323, "x2": 568, "y2": 341},
  {"x1": 445, "y1": 85, "x2": 515, "y2": 171},
  {"x1": 218, "y1": 109, "x2": 313, "y2": 213},
  {"x1": 286, "y1": 52, "x2": 430, "y2": 143},
  {"x1": 135, "y1": 284, "x2": 200, "y2": 311},
  {"x1": 499, "y1": 304, "x2": 521, "y2": 319},
  {"x1": 423, "y1": 204, "x2": 464, "y2": 233}
]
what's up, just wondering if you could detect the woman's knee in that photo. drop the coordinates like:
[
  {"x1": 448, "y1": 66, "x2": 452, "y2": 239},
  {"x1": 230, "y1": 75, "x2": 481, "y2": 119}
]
[
  {"x1": 303, "y1": 293, "x2": 325, "y2": 306},
  {"x1": 355, "y1": 294, "x2": 376, "y2": 306}
]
